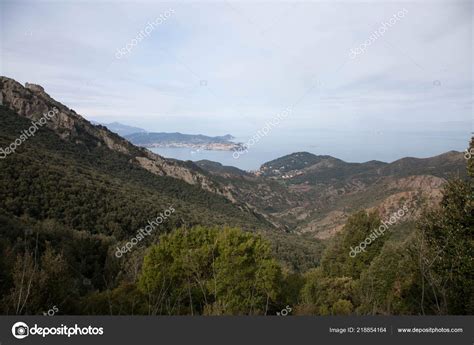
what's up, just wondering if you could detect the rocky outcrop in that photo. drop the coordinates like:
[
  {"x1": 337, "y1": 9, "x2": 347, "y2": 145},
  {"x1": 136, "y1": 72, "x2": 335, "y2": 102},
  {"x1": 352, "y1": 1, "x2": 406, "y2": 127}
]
[
  {"x1": 0, "y1": 76, "x2": 244, "y2": 210},
  {"x1": 1, "y1": 76, "x2": 463, "y2": 239},
  {"x1": 0, "y1": 76, "x2": 132, "y2": 153},
  {"x1": 25, "y1": 83, "x2": 45, "y2": 93}
]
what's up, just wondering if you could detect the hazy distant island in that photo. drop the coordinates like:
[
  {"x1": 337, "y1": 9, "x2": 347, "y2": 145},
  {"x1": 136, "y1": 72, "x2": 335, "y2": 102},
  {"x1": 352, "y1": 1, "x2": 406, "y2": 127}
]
[
  {"x1": 91, "y1": 121, "x2": 147, "y2": 136},
  {"x1": 92, "y1": 122, "x2": 245, "y2": 151},
  {"x1": 124, "y1": 132, "x2": 245, "y2": 151}
]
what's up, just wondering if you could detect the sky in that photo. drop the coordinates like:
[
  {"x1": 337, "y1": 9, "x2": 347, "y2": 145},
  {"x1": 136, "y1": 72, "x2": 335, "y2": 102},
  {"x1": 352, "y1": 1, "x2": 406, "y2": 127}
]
[{"x1": 1, "y1": 0, "x2": 472, "y2": 150}]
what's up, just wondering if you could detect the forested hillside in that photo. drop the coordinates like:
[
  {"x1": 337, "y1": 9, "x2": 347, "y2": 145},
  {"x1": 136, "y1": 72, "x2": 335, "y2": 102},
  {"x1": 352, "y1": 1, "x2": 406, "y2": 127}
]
[
  {"x1": 0, "y1": 103, "x2": 322, "y2": 315},
  {"x1": 0, "y1": 77, "x2": 471, "y2": 315}
]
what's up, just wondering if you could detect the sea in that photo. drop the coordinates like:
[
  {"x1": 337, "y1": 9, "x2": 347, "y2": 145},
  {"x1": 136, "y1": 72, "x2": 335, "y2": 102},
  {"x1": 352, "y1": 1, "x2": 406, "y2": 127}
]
[{"x1": 149, "y1": 130, "x2": 471, "y2": 171}]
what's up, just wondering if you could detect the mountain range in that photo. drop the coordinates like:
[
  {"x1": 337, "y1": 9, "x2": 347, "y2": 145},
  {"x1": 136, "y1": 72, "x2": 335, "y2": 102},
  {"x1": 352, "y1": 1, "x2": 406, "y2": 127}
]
[
  {"x1": 196, "y1": 149, "x2": 465, "y2": 239},
  {"x1": 90, "y1": 121, "x2": 238, "y2": 151},
  {"x1": 90, "y1": 121, "x2": 147, "y2": 136},
  {"x1": 0, "y1": 76, "x2": 468, "y2": 269},
  {"x1": 125, "y1": 132, "x2": 241, "y2": 151}
]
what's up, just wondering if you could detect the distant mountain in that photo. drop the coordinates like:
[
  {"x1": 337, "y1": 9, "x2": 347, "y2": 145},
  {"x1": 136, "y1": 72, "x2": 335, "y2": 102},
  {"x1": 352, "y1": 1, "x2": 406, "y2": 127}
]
[
  {"x1": 260, "y1": 152, "x2": 346, "y2": 177},
  {"x1": 125, "y1": 132, "x2": 241, "y2": 151},
  {"x1": 259, "y1": 151, "x2": 463, "y2": 183},
  {"x1": 196, "y1": 150, "x2": 468, "y2": 239},
  {"x1": 90, "y1": 122, "x2": 237, "y2": 149},
  {"x1": 0, "y1": 75, "x2": 472, "y2": 317},
  {"x1": 92, "y1": 121, "x2": 147, "y2": 136},
  {"x1": 3, "y1": 75, "x2": 464, "y2": 243},
  {"x1": 0, "y1": 76, "x2": 323, "y2": 277}
]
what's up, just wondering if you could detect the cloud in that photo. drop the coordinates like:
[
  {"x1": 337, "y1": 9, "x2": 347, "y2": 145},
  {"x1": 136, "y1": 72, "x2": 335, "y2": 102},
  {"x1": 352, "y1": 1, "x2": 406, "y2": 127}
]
[{"x1": 0, "y1": 0, "x2": 471, "y2": 138}]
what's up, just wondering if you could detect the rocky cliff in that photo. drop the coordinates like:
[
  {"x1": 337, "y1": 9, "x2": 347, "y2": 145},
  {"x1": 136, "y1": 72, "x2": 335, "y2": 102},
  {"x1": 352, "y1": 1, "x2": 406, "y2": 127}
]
[{"x1": 0, "y1": 76, "x2": 237, "y2": 202}]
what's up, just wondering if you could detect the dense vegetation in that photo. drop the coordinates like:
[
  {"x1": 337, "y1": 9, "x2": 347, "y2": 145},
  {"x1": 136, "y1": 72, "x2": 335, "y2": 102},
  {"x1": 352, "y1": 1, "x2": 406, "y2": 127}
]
[
  {"x1": 260, "y1": 151, "x2": 466, "y2": 183},
  {"x1": 0, "y1": 105, "x2": 471, "y2": 315},
  {"x1": 139, "y1": 226, "x2": 282, "y2": 315},
  {"x1": 260, "y1": 152, "x2": 333, "y2": 176},
  {"x1": 296, "y1": 139, "x2": 473, "y2": 315},
  {"x1": 0, "y1": 105, "x2": 322, "y2": 314}
]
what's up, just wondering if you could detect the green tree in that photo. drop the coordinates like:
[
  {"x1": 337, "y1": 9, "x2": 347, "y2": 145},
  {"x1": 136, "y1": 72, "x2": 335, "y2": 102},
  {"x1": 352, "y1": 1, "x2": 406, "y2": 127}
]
[
  {"x1": 413, "y1": 176, "x2": 473, "y2": 314},
  {"x1": 331, "y1": 299, "x2": 353, "y2": 315},
  {"x1": 81, "y1": 283, "x2": 147, "y2": 315},
  {"x1": 297, "y1": 267, "x2": 355, "y2": 315},
  {"x1": 5, "y1": 244, "x2": 75, "y2": 315},
  {"x1": 320, "y1": 211, "x2": 385, "y2": 279},
  {"x1": 138, "y1": 226, "x2": 283, "y2": 315},
  {"x1": 357, "y1": 241, "x2": 420, "y2": 315}
]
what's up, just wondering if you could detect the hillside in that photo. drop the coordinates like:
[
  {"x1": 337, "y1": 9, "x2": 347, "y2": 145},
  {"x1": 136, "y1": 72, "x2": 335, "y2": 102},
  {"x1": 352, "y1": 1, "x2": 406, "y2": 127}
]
[
  {"x1": 195, "y1": 160, "x2": 251, "y2": 177},
  {"x1": 0, "y1": 77, "x2": 239, "y2": 197},
  {"x1": 0, "y1": 77, "x2": 324, "y2": 281},
  {"x1": 196, "y1": 151, "x2": 467, "y2": 238},
  {"x1": 0, "y1": 76, "x2": 471, "y2": 316},
  {"x1": 0, "y1": 105, "x2": 268, "y2": 233},
  {"x1": 125, "y1": 132, "x2": 241, "y2": 151},
  {"x1": 260, "y1": 152, "x2": 345, "y2": 177},
  {"x1": 0, "y1": 75, "x2": 468, "y2": 282}
]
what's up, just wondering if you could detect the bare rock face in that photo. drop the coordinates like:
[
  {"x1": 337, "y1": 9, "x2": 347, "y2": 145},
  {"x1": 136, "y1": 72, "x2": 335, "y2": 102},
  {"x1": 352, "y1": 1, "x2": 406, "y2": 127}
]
[
  {"x1": 2, "y1": 77, "x2": 80, "y2": 135},
  {"x1": 25, "y1": 82, "x2": 45, "y2": 93},
  {"x1": 0, "y1": 76, "x2": 243, "y2": 207},
  {"x1": 135, "y1": 151, "x2": 238, "y2": 201},
  {"x1": 0, "y1": 76, "x2": 136, "y2": 152},
  {"x1": 1, "y1": 78, "x2": 52, "y2": 121}
]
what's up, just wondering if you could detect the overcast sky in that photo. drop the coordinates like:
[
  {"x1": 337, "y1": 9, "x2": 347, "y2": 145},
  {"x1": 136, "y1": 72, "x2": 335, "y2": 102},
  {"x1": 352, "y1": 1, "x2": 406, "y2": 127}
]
[{"x1": 1, "y1": 0, "x2": 472, "y2": 138}]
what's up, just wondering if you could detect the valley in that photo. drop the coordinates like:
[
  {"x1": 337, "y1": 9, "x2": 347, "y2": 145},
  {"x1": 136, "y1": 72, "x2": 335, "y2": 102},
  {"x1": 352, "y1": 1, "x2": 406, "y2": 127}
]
[{"x1": 0, "y1": 76, "x2": 471, "y2": 315}]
